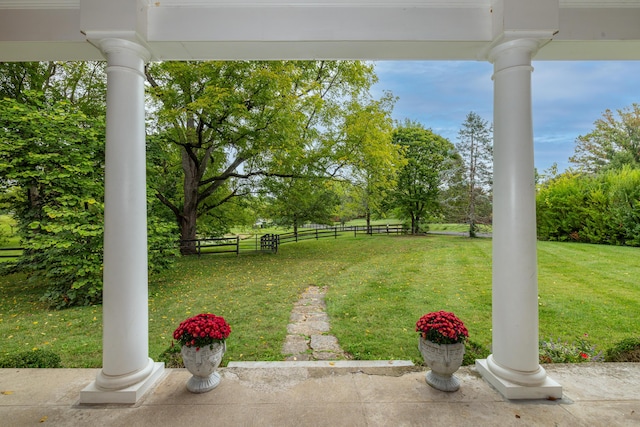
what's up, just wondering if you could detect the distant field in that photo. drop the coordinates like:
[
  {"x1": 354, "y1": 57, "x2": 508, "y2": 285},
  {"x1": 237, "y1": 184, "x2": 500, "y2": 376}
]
[
  {"x1": 0, "y1": 234, "x2": 637, "y2": 367},
  {"x1": 0, "y1": 215, "x2": 20, "y2": 261}
]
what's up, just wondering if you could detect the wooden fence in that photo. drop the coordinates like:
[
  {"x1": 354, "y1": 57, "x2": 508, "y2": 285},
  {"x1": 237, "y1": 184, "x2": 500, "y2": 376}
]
[
  {"x1": 0, "y1": 247, "x2": 22, "y2": 259},
  {"x1": 179, "y1": 223, "x2": 405, "y2": 256}
]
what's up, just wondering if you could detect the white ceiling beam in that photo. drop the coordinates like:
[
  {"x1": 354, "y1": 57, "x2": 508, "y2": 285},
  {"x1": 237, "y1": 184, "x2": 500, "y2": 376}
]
[{"x1": 1, "y1": 1, "x2": 640, "y2": 61}]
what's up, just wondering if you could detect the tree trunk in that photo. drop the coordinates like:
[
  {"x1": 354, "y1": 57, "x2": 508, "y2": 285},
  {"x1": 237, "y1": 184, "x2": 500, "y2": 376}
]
[
  {"x1": 179, "y1": 148, "x2": 200, "y2": 255},
  {"x1": 366, "y1": 208, "x2": 371, "y2": 234}
]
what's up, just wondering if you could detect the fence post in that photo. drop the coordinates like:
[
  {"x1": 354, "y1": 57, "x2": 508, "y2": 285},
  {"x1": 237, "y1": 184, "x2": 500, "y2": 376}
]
[
  {"x1": 236, "y1": 236, "x2": 240, "y2": 255},
  {"x1": 197, "y1": 239, "x2": 201, "y2": 257},
  {"x1": 334, "y1": 227, "x2": 337, "y2": 239},
  {"x1": 316, "y1": 228, "x2": 319, "y2": 240}
]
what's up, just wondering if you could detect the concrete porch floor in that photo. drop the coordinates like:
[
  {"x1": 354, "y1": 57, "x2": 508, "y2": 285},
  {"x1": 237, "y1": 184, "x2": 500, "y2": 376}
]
[{"x1": 1, "y1": 362, "x2": 639, "y2": 426}]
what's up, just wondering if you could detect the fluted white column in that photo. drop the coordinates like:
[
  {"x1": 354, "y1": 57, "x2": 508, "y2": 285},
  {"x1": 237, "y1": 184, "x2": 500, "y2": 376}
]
[
  {"x1": 476, "y1": 38, "x2": 561, "y2": 399},
  {"x1": 81, "y1": 38, "x2": 164, "y2": 404}
]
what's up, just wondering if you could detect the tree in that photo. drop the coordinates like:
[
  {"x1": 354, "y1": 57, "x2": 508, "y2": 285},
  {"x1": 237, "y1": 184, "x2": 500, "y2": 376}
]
[
  {"x1": 570, "y1": 104, "x2": 640, "y2": 173},
  {"x1": 388, "y1": 121, "x2": 456, "y2": 234},
  {"x1": 455, "y1": 112, "x2": 493, "y2": 237},
  {"x1": 0, "y1": 63, "x2": 176, "y2": 308},
  {"x1": 145, "y1": 61, "x2": 382, "y2": 253},
  {"x1": 264, "y1": 175, "x2": 339, "y2": 233},
  {"x1": 338, "y1": 93, "x2": 403, "y2": 230},
  {"x1": 0, "y1": 61, "x2": 106, "y2": 116},
  {"x1": 0, "y1": 94, "x2": 105, "y2": 307}
]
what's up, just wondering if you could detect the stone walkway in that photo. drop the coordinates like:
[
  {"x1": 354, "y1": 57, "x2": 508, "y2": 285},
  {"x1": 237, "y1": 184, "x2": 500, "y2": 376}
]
[{"x1": 282, "y1": 285, "x2": 348, "y2": 361}]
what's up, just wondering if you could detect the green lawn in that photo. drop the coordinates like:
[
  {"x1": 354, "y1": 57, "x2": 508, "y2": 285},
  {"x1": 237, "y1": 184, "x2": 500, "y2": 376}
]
[{"x1": 0, "y1": 234, "x2": 638, "y2": 367}]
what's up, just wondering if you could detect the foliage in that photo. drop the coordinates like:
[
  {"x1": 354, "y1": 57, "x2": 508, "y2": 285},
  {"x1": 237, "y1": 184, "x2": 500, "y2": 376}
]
[
  {"x1": 264, "y1": 176, "x2": 340, "y2": 233},
  {"x1": 416, "y1": 311, "x2": 469, "y2": 344},
  {"x1": 452, "y1": 111, "x2": 493, "y2": 237},
  {"x1": 538, "y1": 336, "x2": 604, "y2": 363},
  {"x1": 388, "y1": 121, "x2": 456, "y2": 234},
  {"x1": 145, "y1": 61, "x2": 386, "y2": 251},
  {"x1": 0, "y1": 94, "x2": 106, "y2": 308},
  {"x1": 605, "y1": 337, "x2": 640, "y2": 362},
  {"x1": 536, "y1": 166, "x2": 640, "y2": 246},
  {"x1": 0, "y1": 349, "x2": 61, "y2": 368},
  {"x1": 173, "y1": 313, "x2": 231, "y2": 348},
  {"x1": 463, "y1": 340, "x2": 490, "y2": 366},
  {"x1": 337, "y1": 93, "x2": 402, "y2": 228},
  {"x1": 157, "y1": 344, "x2": 184, "y2": 368},
  {"x1": 0, "y1": 72, "x2": 177, "y2": 307},
  {"x1": 570, "y1": 103, "x2": 640, "y2": 173}
]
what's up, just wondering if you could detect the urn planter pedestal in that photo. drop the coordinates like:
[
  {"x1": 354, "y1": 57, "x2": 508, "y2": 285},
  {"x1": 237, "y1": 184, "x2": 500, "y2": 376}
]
[
  {"x1": 419, "y1": 337, "x2": 465, "y2": 392},
  {"x1": 181, "y1": 341, "x2": 226, "y2": 393}
]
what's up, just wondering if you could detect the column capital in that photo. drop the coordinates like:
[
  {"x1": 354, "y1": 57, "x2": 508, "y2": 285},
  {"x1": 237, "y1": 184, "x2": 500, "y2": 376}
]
[
  {"x1": 487, "y1": 38, "x2": 544, "y2": 76},
  {"x1": 96, "y1": 38, "x2": 151, "y2": 65}
]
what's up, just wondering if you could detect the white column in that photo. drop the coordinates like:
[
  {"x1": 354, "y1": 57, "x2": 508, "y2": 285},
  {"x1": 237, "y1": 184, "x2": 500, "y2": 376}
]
[
  {"x1": 476, "y1": 38, "x2": 561, "y2": 399},
  {"x1": 81, "y1": 38, "x2": 164, "y2": 404}
]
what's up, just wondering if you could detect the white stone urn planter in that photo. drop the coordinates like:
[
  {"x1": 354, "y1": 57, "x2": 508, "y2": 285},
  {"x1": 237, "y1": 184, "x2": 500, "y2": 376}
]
[
  {"x1": 181, "y1": 341, "x2": 226, "y2": 393},
  {"x1": 419, "y1": 337, "x2": 465, "y2": 392}
]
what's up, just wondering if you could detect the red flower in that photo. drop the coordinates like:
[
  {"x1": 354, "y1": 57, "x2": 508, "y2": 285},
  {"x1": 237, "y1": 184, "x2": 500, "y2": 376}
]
[
  {"x1": 416, "y1": 311, "x2": 468, "y2": 344},
  {"x1": 173, "y1": 313, "x2": 231, "y2": 348},
  {"x1": 580, "y1": 352, "x2": 588, "y2": 359}
]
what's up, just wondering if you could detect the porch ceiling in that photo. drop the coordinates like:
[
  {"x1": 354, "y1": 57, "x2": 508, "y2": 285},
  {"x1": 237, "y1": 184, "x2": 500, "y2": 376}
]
[{"x1": 1, "y1": 0, "x2": 640, "y2": 61}]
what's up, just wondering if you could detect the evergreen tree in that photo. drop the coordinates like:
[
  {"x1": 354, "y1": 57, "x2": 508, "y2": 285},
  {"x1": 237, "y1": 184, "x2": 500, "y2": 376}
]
[{"x1": 455, "y1": 112, "x2": 493, "y2": 237}]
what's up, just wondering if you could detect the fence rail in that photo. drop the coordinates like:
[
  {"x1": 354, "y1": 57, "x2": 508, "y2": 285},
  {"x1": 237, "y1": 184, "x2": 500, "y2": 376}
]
[
  {"x1": 0, "y1": 247, "x2": 22, "y2": 259},
  {"x1": 180, "y1": 223, "x2": 405, "y2": 256},
  {"x1": 179, "y1": 237, "x2": 240, "y2": 256}
]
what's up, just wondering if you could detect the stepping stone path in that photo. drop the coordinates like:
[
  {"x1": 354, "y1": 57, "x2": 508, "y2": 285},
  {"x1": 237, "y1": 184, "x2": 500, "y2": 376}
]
[{"x1": 282, "y1": 285, "x2": 348, "y2": 361}]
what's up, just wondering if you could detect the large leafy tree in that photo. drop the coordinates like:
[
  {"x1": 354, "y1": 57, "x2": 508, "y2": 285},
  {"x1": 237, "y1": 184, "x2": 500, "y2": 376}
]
[
  {"x1": 388, "y1": 121, "x2": 456, "y2": 234},
  {"x1": 455, "y1": 111, "x2": 493, "y2": 237},
  {"x1": 570, "y1": 103, "x2": 640, "y2": 173},
  {"x1": 145, "y1": 60, "x2": 382, "y2": 253},
  {"x1": 0, "y1": 94, "x2": 105, "y2": 307},
  {"x1": 1, "y1": 62, "x2": 175, "y2": 307},
  {"x1": 338, "y1": 94, "x2": 402, "y2": 229}
]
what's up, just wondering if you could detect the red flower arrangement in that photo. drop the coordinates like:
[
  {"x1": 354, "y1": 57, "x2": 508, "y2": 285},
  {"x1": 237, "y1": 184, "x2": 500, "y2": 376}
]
[
  {"x1": 173, "y1": 313, "x2": 231, "y2": 350},
  {"x1": 416, "y1": 311, "x2": 469, "y2": 345}
]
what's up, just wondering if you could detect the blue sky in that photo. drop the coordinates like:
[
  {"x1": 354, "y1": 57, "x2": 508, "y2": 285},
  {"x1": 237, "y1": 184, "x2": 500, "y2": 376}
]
[{"x1": 372, "y1": 60, "x2": 640, "y2": 173}]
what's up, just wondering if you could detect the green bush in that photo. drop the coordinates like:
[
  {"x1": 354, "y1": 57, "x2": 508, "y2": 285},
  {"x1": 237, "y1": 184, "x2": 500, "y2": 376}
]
[
  {"x1": 157, "y1": 345, "x2": 184, "y2": 368},
  {"x1": 0, "y1": 349, "x2": 62, "y2": 368},
  {"x1": 463, "y1": 340, "x2": 489, "y2": 366},
  {"x1": 539, "y1": 336, "x2": 604, "y2": 363},
  {"x1": 537, "y1": 167, "x2": 640, "y2": 246},
  {"x1": 605, "y1": 337, "x2": 640, "y2": 362}
]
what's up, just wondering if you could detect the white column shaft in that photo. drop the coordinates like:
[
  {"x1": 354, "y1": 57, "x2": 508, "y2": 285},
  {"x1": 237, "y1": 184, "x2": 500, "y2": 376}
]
[
  {"x1": 97, "y1": 39, "x2": 153, "y2": 389},
  {"x1": 489, "y1": 39, "x2": 545, "y2": 384}
]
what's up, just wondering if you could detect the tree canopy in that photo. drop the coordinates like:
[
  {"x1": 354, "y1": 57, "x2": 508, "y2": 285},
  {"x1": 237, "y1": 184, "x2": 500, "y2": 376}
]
[
  {"x1": 388, "y1": 121, "x2": 456, "y2": 234},
  {"x1": 0, "y1": 63, "x2": 176, "y2": 308},
  {"x1": 454, "y1": 111, "x2": 493, "y2": 237},
  {"x1": 145, "y1": 60, "x2": 394, "y2": 251},
  {"x1": 570, "y1": 103, "x2": 640, "y2": 173}
]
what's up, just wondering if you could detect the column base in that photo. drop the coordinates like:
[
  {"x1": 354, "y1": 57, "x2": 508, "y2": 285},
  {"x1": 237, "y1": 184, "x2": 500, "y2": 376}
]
[
  {"x1": 80, "y1": 362, "x2": 165, "y2": 404},
  {"x1": 476, "y1": 359, "x2": 562, "y2": 400}
]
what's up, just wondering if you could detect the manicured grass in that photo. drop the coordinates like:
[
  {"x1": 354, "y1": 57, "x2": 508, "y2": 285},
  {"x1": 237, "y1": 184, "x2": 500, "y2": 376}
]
[{"x1": 0, "y1": 235, "x2": 638, "y2": 367}]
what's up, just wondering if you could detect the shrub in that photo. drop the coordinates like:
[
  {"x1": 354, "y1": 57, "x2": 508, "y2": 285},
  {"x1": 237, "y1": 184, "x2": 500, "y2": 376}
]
[
  {"x1": 0, "y1": 349, "x2": 62, "y2": 368},
  {"x1": 539, "y1": 336, "x2": 604, "y2": 363},
  {"x1": 605, "y1": 337, "x2": 640, "y2": 362},
  {"x1": 463, "y1": 340, "x2": 489, "y2": 366},
  {"x1": 157, "y1": 345, "x2": 184, "y2": 368}
]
